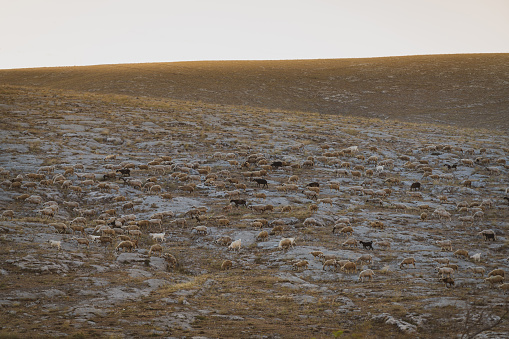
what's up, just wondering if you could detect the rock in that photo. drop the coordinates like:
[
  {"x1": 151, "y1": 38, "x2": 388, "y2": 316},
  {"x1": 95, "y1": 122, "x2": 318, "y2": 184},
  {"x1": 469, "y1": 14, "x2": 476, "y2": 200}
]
[{"x1": 372, "y1": 313, "x2": 417, "y2": 334}]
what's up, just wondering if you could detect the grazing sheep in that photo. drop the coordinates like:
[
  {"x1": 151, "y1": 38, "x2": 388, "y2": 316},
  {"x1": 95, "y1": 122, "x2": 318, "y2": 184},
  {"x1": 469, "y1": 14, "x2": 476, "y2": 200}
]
[
  {"x1": 221, "y1": 260, "x2": 233, "y2": 270},
  {"x1": 310, "y1": 251, "x2": 323, "y2": 259},
  {"x1": 410, "y1": 182, "x2": 421, "y2": 191},
  {"x1": 215, "y1": 236, "x2": 233, "y2": 246},
  {"x1": 359, "y1": 269, "x2": 375, "y2": 282},
  {"x1": 370, "y1": 221, "x2": 384, "y2": 230},
  {"x1": 148, "y1": 244, "x2": 163, "y2": 256},
  {"x1": 485, "y1": 275, "x2": 504, "y2": 287},
  {"x1": 164, "y1": 253, "x2": 178, "y2": 270},
  {"x1": 454, "y1": 249, "x2": 469, "y2": 259},
  {"x1": 333, "y1": 224, "x2": 353, "y2": 236},
  {"x1": 436, "y1": 240, "x2": 453, "y2": 251},
  {"x1": 228, "y1": 239, "x2": 242, "y2": 252},
  {"x1": 323, "y1": 259, "x2": 337, "y2": 271},
  {"x1": 116, "y1": 240, "x2": 136, "y2": 252},
  {"x1": 438, "y1": 267, "x2": 455, "y2": 278},
  {"x1": 192, "y1": 226, "x2": 208, "y2": 235},
  {"x1": 256, "y1": 230, "x2": 269, "y2": 241},
  {"x1": 488, "y1": 269, "x2": 505, "y2": 278},
  {"x1": 478, "y1": 230, "x2": 496, "y2": 241},
  {"x1": 278, "y1": 238, "x2": 296, "y2": 251},
  {"x1": 72, "y1": 237, "x2": 90, "y2": 248},
  {"x1": 434, "y1": 258, "x2": 450, "y2": 266},
  {"x1": 376, "y1": 240, "x2": 391, "y2": 249},
  {"x1": 50, "y1": 222, "x2": 68, "y2": 234},
  {"x1": 293, "y1": 260, "x2": 309, "y2": 271},
  {"x1": 342, "y1": 237, "x2": 358, "y2": 248},
  {"x1": 149, "y1": 232, "x2": 166, "y2": 242},
  {"x1": 48, "y1": 240, "x2": 62, "y2": 251},
  {"x1": 470, "y1": 253, "x2": 481, "y2": 262},
  {"x1": 303, "y1": 217, "x2": 322, "y2": 227},
  {"x1": 400, "y1": 257, "x2": 416, "y2": 269},
  {"x1": 497, "y1": 283, "x2": 509, "y2": 293},
  {"x1": 357, "y1": 254, "x2": 373, "y2": 265},
  {"x1": 2, "y1": 210, "x2": 14, "y2": 220},
  {"x1": 341, "y1": 261, "x2": 357, "y2": 274},
  {"x1": 468, "y1": 267, "x2": 486, "y2": 277}
]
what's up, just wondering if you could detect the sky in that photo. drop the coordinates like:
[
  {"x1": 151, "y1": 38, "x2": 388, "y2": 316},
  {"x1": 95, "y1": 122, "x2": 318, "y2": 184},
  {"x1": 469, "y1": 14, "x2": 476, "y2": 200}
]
[{"x1": 2, "y1": 0, "x2": 509, "y2": 69}]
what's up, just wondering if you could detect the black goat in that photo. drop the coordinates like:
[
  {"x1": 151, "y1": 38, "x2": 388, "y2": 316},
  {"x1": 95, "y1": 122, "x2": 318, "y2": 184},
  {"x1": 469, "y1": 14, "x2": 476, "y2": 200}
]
[
  {"x1": 253, "y1": 178, "x2": 268, "y2": 188},
  {"x1": 410, "y1": 182, "x2": 421, "y2": 191},
  {"x1": 359, "y1": 240, "x2": 374, "y2": 250},
  {"x1": 307, "y1": 182, "x2": 320, "y2": 188},
  {"x1": 230, "y1": 199, "x2": 247, "y2": 207},
  {"x1": 271, "y1": 161, "x2": 283, "y2": 168},
  {"x1": 116, "y1": 168, "x2": 131, "y2": 177}
]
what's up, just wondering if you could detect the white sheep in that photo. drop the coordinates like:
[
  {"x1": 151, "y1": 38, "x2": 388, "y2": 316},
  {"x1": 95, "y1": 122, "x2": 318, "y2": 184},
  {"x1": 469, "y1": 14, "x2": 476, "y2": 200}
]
[
  {"x1": 228, "y1": 239, "x2": 242, "y2": 252},
  {"x1": 467, "y1": 266, "x2": 485, "y2": 277},
  {"x1": 48, "y1": 240, "x2": 62, "y2": 251},
  {"x1": 435, "y1": 240, "x2": 453, "y2": 251},
  {"x1": 437, "y1": 267, "x2": 455, "y2": 279},
  {"x1": 150, "y1": 232, "x2": 166, "y2": 242},
  {"x1": 470, "y1": 253, "x2": 481, "y2": 262},
  {"x1": 278, "y1": 238, "x2": 296, "y2": 250}
]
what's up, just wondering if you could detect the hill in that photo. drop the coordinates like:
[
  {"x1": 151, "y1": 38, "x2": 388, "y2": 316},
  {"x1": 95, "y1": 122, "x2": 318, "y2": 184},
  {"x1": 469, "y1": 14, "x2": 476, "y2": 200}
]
[{"x1": 1, "y1": 53, "x2": 508, "y2": 131}]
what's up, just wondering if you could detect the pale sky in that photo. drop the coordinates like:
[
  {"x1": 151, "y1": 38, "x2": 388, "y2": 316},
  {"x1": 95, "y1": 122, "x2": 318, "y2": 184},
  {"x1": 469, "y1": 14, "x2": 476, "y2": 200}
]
[{"x1": 2, "y1": 0, "x2": 509, "y2": 69}]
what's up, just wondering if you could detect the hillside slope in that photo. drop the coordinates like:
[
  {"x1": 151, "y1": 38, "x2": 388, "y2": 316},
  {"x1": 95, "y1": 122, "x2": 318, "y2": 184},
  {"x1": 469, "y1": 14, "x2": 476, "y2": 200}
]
[{"x1": 1, "y1": 54, "x2": 508, "y2": 131}]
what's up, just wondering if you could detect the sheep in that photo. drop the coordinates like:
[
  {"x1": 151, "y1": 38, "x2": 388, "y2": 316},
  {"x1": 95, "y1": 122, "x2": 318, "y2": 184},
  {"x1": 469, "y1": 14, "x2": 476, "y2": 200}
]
[
  {"x1": 369, "y1": 221, "x2": 384, "y2": 230},
  {"x1": 485, "y1": 275, "x2": 504, "y2": 287},
  {"x1": 497, "y1": 283, "x2": 509, "y2": 293},
  {"x1": 215, "y1": 236, "x2": 233, "y2": 247},
  {"x1": 256, "y1": 231, "x2": 269, "y2": 241},
  {"x1": 150, "y1": 232, "x2": 166, "y2": 242},
  {"x1": 468, "y1": 267, "x2": 486, "y2": 277},
  {"x1": 323, "y1": 259, "x2": 337, "y2": 271},
  {"x1": 302, "y1": 190, "x2": 318, "y2": 200},
  {"x1": 356, "y1": 254, "x2": 373, "y2": 265},
  {"x1": 437, "y1": 267, "x2": 455, "y2": 279},
  {"x1": 376, "y1": 240, "x2": 391, "y2": 249},
  {"x1": 303, "y1": 217, "x2": 322, "y2": 227},
  {"x1": 410, "y1": 182, "x2": 421, "y2": 191},
  {"x1": 488, "y1": 269, "x2": 505, "y2": 278},
  {"x1": 400, "y1": 257, "x2": 416, "y2": 269},
  {"x1": 433, "y1": 209, "x2": 452, "y2": 221},
  {"x1": 72, "y1": 237, "x2": 90, "y2": 248},
  {"x1": 217, "y1": 218, "x2": 230, "y2": 227},
  {"x1": 319, "y1": 254, "x2": 337, "y2": 263},
  {"x1": 148, "y1": 244, "x2": 163, "y2": 256},
  {"x1": 341, "y1": 261, "x2": 357, "y2": 274},
  {"x1": 470, "y1": 253, "x2": 481, "y2": 262},
  {"x1": 333, "y1": 224, "x2": 353, "y2": 236},
  {"x1": 359, "y1": 241, "x2": 374, "y2": 250},
  {"x1": 293, "y1": 260, "x2": 309, "y2": 271},
  {"x1": 278, "y1": 238, "x2": 295, "y2": 251},
  {"x1": 230, "y1": 199, "x2": 247, "y2": 207},
  {"x1": 434, "y1": 258, "x2": 450, "y2": 266},
  {"x1": 359, "y1": 269, "x2": 375, "y2": 282},
  {"x1": 461, "y1": 159, "x2": 474, "y2": 167},
  {"x1": 128, "y1": 229, "x2": 142, "y2": 238},
  {"x1": 69, "y1": 224, "x2": 86, "y2": 236},
  {"x1": 342, "y1": 237, "x2": 358, "y2": 248},
  {"x1": 454, "y1": 249, "x2": 469, "y2": 259},
  {"x1": 221, "y1": 260, "x2": 233, "y2": 270},
  {"x1": 192, "y1": 226, "x2": 208, "y2": 235},
  {"x1": 310, "y1": 251, "x2": 323, "y2": 259},
  {"x1": 116, "y1": 240, "x2": 136, "y2": 252},
  {"x1": 270, "y1": 225, "x2": 284, "y2": 235},
  {"x1": 50, "y1": 222, "x2": 68, "y2": 234},
  {"x1": 228, "y1": 239, "x2": 242, "y2": 252},
  {"x1": 48, "y1": 240, "x2": 62, "y2": 251},
  {"x1": 436, "y1": 240, "x2": 453, "y2": 251}
]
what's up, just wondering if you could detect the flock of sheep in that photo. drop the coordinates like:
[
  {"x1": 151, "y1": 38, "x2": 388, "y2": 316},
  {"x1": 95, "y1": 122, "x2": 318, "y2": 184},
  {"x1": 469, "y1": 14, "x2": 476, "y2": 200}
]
[{"x1": 1, "y1": 141, "x2": 508, "y2": 292}]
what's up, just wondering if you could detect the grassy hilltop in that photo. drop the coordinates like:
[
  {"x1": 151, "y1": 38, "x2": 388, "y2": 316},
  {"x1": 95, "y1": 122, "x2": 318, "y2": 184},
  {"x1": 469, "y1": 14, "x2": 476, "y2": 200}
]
[{"x1": 1, "y1": 53, "x2": 508, "y2": 131}]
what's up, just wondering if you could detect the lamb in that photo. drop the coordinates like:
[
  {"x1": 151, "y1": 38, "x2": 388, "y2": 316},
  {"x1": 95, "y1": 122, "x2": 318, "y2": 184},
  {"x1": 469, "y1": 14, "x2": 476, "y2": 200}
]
[
  {"x1": 436, "y1": 240, "x2": 453, "y2": 251},
  {"x1": 148, "y1": 244, "x2": 163, "y2": 256},
  {"x1": 400, "y1": 257, "x2": 416, "y2": 269},
  {"x1": 468, "y1": 267, "x2": 485, "y2": 277},
  {"x1": 485, "y1": 275, "x2": 504, "y2": 287},
  {"x1": 437, "y1": 267, "x2": 455, "y2": 279},
  {"x1": 470, "y1": 253, "x2": 481, "y2": 262},
  {"x1": 48, "y1": 240, "x2": 62, "y2": 251},
  {"x1": 228, "y1": 239, "x2": 242, "y2": 252},
  {"x1": 293, "y1": 260, "x2": 309, "y2": 271},
  {"x1": 116, "y1": 240, "x2": 136, "y2": 252},
  {"x1": 149, "y1": 232, "x2": 166, "y2": 242},
  {"x1": 359, "y1": 269, "x2": 375, "y2": 282}
]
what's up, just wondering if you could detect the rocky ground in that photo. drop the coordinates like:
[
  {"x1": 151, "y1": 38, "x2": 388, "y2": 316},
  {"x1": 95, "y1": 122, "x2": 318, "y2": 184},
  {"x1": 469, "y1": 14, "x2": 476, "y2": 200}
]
[{"x1": 0, "y1": 85, "x2": 508, "y2": 338}]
